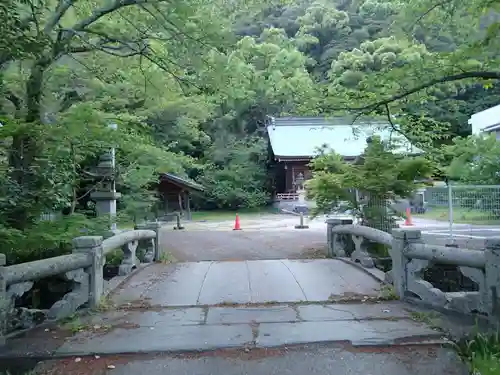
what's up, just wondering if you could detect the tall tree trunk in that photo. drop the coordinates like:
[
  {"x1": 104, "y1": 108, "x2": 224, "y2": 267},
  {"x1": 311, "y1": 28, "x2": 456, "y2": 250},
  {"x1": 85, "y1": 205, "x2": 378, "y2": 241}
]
[{"x1": 7, "y1": 60, "x2": 50, "y2": 230}]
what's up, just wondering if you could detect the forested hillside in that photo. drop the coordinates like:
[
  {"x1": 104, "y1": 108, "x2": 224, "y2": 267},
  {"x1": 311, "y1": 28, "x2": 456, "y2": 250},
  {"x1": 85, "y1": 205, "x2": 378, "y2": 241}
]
[
  {"x1": 1, "y1": 0, "x2": 499, "y2": 263},
  {"x1": 237, "y1": 0, "x2": 500, "y2": 136}
]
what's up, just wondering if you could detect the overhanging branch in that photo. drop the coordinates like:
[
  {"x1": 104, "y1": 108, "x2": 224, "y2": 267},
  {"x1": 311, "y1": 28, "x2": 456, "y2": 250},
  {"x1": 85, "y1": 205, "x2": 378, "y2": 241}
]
[
  {"x1": 5, "y1": 91, "x2": 22, "y2": 110},
  {"x1": 72, "y1": 0, "x2": 166, "y2": 31},
  {"x1": 44, "y1": 0, "x2": 78, "y2": 33},
  {"x1": 383, "y1": 104, "x2": 414, "y2": 146},
  {"x1": 407, "y1": 0, "x2": 454, "y2": 31},
  {"x1": 346, "y1": 71, "x2": 500, "y2": 112},
  {"x1": 68, "y1": 42, "x2": 147, "y2": 56},
  {"x1": 67, "y1": 29, "x2": 149, "y2": 56}
]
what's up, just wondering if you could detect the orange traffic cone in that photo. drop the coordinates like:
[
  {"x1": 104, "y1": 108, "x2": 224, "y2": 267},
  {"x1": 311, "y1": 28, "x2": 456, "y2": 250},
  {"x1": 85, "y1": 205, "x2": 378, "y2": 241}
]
[
  {"x1": 404, "y1": 207, "x2": 414, "y2": 226},
  {"x1": 233, "y1": 213, "x2": 241, "y2": 230}
]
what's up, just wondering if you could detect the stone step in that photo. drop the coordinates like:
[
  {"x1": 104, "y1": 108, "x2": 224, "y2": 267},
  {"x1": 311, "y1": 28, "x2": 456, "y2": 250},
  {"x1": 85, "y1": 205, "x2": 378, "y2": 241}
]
[
  {"x1": 5, "y1": 302, "x2": 444, "y2": 357},
  {"x1": 56, "y1": 303, "x2": 444, "y2": 356}
]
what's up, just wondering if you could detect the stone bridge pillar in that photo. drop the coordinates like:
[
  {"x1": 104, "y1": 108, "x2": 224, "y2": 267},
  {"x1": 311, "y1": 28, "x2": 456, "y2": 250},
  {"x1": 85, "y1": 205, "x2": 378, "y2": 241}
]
[
  {"x1": 390, "y1": 228, "x2": 422, "y2": 299},
  {"x1": 73, "y1": 236, "x2": 105, "y2": 308},
  {"x1": 135, "y1": 222, "x2": 163, "y2": 261},
  {"x1": 326, "y1": 218, "x2": 353, "y2": 257},
  {"x1": 485, "y1": 238, "x2": 500, "y2": 317}
]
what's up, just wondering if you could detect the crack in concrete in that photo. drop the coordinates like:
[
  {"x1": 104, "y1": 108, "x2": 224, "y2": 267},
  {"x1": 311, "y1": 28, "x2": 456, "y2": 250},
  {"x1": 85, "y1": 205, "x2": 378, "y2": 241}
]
[
  {"x1": 202, "y1": 306, "x2": 209, "y2": 325},
  {"x1": 244, "y1": 261, "x2": 253, "y2": 301},
  {"x1": 291, "y1": 305, "x2": 302, "y2": 321},
  {"x1": 279, "y1": 260, "x2": 308, "y2": 301},
  {"x1": 322, "y1": 305, "x2": 357, "y2": 320},
  {"x1": 195, "y1": 261, "x2": 214, "y2": 305},
  {"x1": 115, "y1": 299, "x2": 391, "y2": 311}
]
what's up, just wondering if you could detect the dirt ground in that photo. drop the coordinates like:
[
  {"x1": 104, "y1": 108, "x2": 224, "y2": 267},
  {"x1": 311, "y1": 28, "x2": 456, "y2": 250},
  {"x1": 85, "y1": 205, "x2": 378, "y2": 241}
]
[{"x1": 159, "y1": 214, "x2": 328, "y2": 261}]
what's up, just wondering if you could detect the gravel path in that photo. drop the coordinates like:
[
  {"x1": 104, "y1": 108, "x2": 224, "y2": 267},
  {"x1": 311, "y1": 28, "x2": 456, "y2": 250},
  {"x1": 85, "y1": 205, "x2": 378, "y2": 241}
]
[{"x1": 159, "y1": 215, "x2": 328, "y2": 261}]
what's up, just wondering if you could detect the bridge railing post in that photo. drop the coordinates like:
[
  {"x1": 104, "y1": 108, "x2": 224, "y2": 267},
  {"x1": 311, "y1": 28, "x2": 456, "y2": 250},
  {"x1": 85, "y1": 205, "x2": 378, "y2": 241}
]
[
  {"x1": 326, "y1": 218, "x2": 353, "y2": 257},
  {"x1": 485, "y1": 238, "x2": 500, "y2": 318},
  {"x1": 390, "y1": 228, "x2": 422, "y2": 299},
  {"x1": 73, "y1": 236, "x2": 104, "y2": 308},
  {"x1": 0, "y1": 254, "x2": 6, "y2": 346},
  {"x1": 135, "y1": 222, "x2": 163, "y2": 261}
]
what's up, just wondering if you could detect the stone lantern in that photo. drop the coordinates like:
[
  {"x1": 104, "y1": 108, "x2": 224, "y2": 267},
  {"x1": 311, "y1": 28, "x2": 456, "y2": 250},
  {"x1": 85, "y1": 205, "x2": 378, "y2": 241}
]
[{"x1": 90, "y1": 123, "x2": 121, "y2": 231}]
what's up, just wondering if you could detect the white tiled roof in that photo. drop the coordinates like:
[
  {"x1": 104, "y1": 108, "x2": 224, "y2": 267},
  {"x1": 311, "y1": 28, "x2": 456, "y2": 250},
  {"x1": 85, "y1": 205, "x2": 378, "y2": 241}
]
[{"x1": 267, "y1": 117, "x2": 420, "y2": 158}]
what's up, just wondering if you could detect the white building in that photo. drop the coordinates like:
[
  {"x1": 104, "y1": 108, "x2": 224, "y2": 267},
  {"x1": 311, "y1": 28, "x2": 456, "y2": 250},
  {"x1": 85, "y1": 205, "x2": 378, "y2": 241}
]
[{"x1": 468, "y1": 104, "x2": 500, "y2": 138}]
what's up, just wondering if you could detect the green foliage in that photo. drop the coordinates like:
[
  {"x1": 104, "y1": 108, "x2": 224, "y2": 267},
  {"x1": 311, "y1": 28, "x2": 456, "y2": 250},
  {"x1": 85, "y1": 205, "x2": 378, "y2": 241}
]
[
  {"x1": 455, "y1": 330, "x2": 500, "y2": 375},
  {"x1": 0, "y1": 1, "x2": 47, "y2": 64},
  {"x1": 307, "y1": 135, "x2": 432, "y2": 232},
  {"x1": 106, "y1": 249, "x2": 121, "y2": 267},
  {"x1": 378, "y1": 284, "x2": 399, "y2": 300},
  {"x1": 439, "y1": 134, "x2": 500, "y2": 218},
  {"x1": 3, "y1": 0, "x2": 500, "y2": 265},
  {"x1": 0, "y1": 0, "x2": 266, "y2": 264},
  {"x1": 195, "y1": 136, "x2": 269, "y2": 209},
  {"x1": 444, "y1": 134, "x2": 500, "y2": 185},
  {"x1": 324, "y1": 0, "x2": 500, "y2": 141},
  {"x1": 234, "y1": 0, "x2": 500, "y2": 145},
  {"x1": 0, "y1": 214, "x2": 110, "y2": 265},
  {"x1": 201, "y1": 28, "x2": 321, "y2": 122},
  {"x1": 326, "y1": 34, "x2": 460, "y2": 145},
  {"x1": 236, "y1": 0, "x2": 398, "y2": 79},
  {"x1": 192, "y1": 27, "x2": 321, "y2": 209},
  {"x1": 329, "y1": 37, "x2": 429, "y2": 89}
]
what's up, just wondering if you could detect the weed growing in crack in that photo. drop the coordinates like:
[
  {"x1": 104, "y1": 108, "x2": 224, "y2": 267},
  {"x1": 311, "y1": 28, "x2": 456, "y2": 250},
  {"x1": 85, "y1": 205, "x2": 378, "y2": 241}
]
[
  {"x1": 378, "y1": 285, "x2": 398, "y2": 300},
  {"x1": 93, "y1": 296, "x2": 115, "y2": 312},
  {"x1": 57, "y1": 313, "x2": 79, "y2": 325},
  {"x1": 409, "y1": 311, "x2": 440, "y2": 326},
  {"x1": 63, "y1": 317, "x2": 112, "y2": 334},
  {"x1": 158, "y1": 251, "x2": 176, "y2": 264}
]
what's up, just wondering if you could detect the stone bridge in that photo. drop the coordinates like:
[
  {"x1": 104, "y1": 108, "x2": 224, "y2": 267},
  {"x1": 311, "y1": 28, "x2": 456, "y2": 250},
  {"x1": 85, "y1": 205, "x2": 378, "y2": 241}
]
[{"x1": 1, "y1": 215, "x2": 497, "y2": 374}]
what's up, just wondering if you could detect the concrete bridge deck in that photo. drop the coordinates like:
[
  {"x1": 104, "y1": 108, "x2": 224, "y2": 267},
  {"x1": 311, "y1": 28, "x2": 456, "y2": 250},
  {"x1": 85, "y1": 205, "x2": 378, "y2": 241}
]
[
  {"x1": 45, "y1": 260, "x2": 444, "y2": 356},
  {"x1": 112, "y1": 259, "x2": 381, "y2": 306}
]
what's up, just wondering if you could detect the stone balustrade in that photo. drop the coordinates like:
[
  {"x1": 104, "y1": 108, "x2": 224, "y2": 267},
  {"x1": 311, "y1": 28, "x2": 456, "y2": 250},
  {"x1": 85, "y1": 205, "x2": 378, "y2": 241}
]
[
  {"x1": 391, "y1": 229, "x2": 500, "y2": 318},
  {"x1": 327, "y1": 219, "x2": 392, "y2": 268},
  {"x1": 326, "y1": 220, "x2": 500, "y2": 320},
  {"x1": 0, "y1": 223, "x2": 163, "y2": 346}
]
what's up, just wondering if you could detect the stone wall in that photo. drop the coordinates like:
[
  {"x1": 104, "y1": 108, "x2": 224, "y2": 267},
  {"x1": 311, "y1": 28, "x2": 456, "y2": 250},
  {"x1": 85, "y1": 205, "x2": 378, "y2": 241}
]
[{"x1": 391, "y1": 229, "x2": 500, "y2": 319}]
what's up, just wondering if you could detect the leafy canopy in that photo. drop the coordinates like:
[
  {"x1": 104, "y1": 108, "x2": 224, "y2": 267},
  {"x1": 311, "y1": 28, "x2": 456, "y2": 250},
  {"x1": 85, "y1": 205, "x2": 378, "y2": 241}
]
[
  {"x1": 444, "y1": 134, "x2": 500, "y2": 185},
  {"x1": 307, "y1": 135, "x2": 432, "y2": 230}
]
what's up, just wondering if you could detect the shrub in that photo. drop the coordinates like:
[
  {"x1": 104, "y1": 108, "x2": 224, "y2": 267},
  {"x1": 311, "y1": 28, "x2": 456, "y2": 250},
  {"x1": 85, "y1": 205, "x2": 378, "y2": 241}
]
[{"x1": 0, "y1": 214, "x2": 110, "y2": 265}]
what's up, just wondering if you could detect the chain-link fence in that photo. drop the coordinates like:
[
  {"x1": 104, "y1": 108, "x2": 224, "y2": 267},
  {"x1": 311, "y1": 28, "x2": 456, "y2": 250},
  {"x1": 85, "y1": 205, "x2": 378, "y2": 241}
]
[
  {"x1": 422, "y1": 184, "x2": 500, "y2": 232},
  {"x1": 329, "y1": 184, "x2": 500, "y2": 237},
  {"x1": 354, "y1": 192, "x2": 402, "y2": 233}
]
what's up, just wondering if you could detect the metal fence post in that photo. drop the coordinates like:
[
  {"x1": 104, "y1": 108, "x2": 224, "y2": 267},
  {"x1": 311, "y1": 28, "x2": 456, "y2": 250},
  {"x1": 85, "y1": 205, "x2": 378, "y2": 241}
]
[{"x1": 448, "y1": 181, "x2": 453, "y2": 239}]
